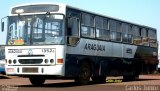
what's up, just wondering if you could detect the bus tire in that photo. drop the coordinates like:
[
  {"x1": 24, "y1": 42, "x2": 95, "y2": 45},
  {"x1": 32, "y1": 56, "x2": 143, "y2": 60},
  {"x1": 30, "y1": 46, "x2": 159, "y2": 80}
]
[
  {"x1": 74, "y1": 62, "x2": 91, "y2": 85},
  {"x1": 29, "y1": 76, "x2": 45, "y2": 86},
  {"x1": 92, "y1": 76, "x2": 106, "y2": 83}
]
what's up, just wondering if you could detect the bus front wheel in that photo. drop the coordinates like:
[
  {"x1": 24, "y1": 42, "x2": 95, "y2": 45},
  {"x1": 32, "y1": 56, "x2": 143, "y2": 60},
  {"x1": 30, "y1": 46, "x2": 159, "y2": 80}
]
[
  {"x1": 29, "y1": 76, "x2": 45, "y2": 86},
  {"x1": 75, "y1": 62, "x2": 91, "y2": 85}
]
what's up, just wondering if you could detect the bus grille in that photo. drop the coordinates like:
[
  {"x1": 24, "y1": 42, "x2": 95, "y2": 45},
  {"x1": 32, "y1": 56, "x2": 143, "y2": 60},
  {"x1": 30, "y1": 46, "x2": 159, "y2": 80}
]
[{"x1": 18, "y1": 59, "x2": 43, "y2": 64}]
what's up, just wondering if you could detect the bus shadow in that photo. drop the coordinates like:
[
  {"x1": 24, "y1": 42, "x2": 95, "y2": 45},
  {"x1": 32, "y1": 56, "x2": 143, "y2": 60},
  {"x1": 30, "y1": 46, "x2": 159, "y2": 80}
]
[
  {"x1": 18, "y1": 79, "x2": 160, "y2": 88},
  {"x1": 122, "y1": 79, "x2": 160, "y2": 82},
  {"x1": 0, "y1": 75, "x2": 10, "y2": 79},
  {"x1": 18, "y1": 81, "x2": 96, "y2": 88}
]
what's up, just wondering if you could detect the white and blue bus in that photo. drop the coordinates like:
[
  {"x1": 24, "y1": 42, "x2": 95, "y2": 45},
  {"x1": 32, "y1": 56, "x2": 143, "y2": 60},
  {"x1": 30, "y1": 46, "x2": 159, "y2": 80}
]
[
  {"x1": 2, "y1": 3, "x2": 158, "y2": 85},
  {"x1": 0, "y1": 45, "x2": 5, "y2": 74},
  {"x1": 0, "y1": 19, "x2": 7, "y2": 74}
]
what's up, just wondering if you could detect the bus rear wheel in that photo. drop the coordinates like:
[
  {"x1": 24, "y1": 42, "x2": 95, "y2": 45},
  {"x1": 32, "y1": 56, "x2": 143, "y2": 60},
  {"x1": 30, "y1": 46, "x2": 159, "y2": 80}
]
[
  {"x1": 75, "y1": 62, "x2": 91, "y2": 85},
  {"x1": 29, "y1": 76, "x2": 45, "y2": 86}
]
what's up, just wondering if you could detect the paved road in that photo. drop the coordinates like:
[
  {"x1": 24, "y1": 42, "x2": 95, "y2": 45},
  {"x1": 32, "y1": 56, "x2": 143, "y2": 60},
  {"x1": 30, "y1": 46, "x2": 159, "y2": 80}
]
[{"x1": 0, "y1": 75, "x2": 160, "y2": 91}]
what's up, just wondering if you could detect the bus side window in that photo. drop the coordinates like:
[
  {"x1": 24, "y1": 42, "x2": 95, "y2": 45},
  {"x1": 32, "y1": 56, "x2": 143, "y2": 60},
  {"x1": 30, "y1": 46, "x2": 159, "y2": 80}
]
[
  {"x1": 81, "y1": 13, "x2": 94, "y2": 38},
  {"x1": 122, "y1": 23, "x2": 129, "y2": 43},
  {"x1": 109, "y1": 20, "x2": 117, "y2": 41},
  {"x1": 133, "y1": 26, "x2": 142, "y2": 45},
  {"x1": 67, "y1": 17, "x2": 79, "y2": 45},
  {"x1": 95, "y1": 16, "x2": 109, "y2": 40},
  {"x1": 148, "y1": 29, "x2": 158, "y2": 47},
  {"x1": 142, "y1": 28, "x2": 149, "y2": 46}
]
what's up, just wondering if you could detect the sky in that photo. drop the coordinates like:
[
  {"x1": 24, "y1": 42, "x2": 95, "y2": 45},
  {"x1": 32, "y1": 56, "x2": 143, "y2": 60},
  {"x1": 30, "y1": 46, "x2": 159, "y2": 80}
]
[{"x1": 0, "y1": 0, "x2": 160, "y2": 44}]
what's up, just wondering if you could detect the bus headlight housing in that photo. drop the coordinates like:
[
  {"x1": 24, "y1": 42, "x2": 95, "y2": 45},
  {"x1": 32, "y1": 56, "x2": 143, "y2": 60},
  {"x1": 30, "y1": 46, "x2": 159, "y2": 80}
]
[
  {"x1": 44, "y1": 59, "x2": 49, "y2": 64},
  {"x1": 50, "y1": 59, "x2": 54, "y2": 63},
  {"x1": 13, "y1": 59, "x2": 17, "y2": 64},
  {"x1": 8, "y1": 59, "x2": 12, "y2": 64}
]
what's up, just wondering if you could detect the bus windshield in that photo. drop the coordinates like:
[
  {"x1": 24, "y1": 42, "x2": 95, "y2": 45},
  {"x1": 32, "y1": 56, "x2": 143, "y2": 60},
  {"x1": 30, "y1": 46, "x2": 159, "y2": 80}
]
[{"x1": 8, "y1": 14, "x2": 65, "y2": 45}]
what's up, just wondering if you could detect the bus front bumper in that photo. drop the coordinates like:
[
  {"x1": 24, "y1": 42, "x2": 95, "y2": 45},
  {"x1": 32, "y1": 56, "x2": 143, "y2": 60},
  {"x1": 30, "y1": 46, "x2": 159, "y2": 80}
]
[{"x1": 5, "y1": 65, "x2": 64, "y2": 76}]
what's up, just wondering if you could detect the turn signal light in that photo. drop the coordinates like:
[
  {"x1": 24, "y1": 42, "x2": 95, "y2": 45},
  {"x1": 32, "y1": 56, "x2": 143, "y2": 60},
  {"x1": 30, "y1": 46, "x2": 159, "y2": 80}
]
[{"x1": 57, "y1": 59, "x2": 63, "y2": 64}]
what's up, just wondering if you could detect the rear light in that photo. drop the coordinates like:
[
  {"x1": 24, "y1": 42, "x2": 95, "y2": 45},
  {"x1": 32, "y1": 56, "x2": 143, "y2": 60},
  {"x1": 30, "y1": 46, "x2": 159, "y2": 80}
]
[{"x1": 57, "y1": 59, "x2": 63, "y2": 64}]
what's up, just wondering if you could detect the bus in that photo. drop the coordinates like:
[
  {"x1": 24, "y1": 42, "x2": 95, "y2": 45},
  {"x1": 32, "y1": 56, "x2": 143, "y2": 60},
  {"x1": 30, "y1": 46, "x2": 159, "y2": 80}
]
[
  {"x1": 0, "y1": 45, "x2": 5, "y2": 74},
  {"x1": 2, "y1": 3, "x2": 158, "y2": 85},
  {"x1": 0, "y1": 19, "x2": 7, "y2": 74}
]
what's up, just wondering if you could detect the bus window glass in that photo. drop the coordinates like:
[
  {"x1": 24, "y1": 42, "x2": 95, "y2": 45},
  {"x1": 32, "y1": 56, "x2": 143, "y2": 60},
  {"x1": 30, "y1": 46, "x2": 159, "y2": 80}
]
[
  {"x1": 142, "y1": 28, "x2": 147, "y2": 37},
  {"x1": 95, "y1": 17, "x2": 109, "y2": 40},
  {"x1": 81, "y1": 13, "x2": 94, "y2": 27},
  {"x1": 128, "y1": 34, "x2": 133, "y2": 43},
  {"x1": 141, "y1": 28, "x2": 149, "y2": 46},
  {"x1": 122, "y1": 33, "x2": 128, "y2": 43},
  {"x1": 117, "y1": 32, "x2": 121, "y2": 42},
  {"x1": 96, "y1": 29, "x2": 109, "y2": 40},
  {"x1": 132, "y1": 26, "x2": 142, "y2": 45},
  {"x1": 148, "y1": 29, "x2": 156, "y2": 39},
  {"x1": 81, "y1": 26, "x2": 94, "y2": 38},
  {"x1": 116, "y1": 22, "x2": 122, "y2": 42},
  {"x1": 133, "y1": 36, "x2": 142, "y2": 45},
  {"x1": 81, "y1": 13, "x2": 94, "y2": 38},
  {"x1": 133, "y1": 26, "x2": 139, "y2": 36},
  {"x1": 109, "y1": 20, "x2": 116, "y2": 31},
  {"x1": 103, "y1": 19, "x2": 108, "y2": 30},
  {"x1": 68, "y1": 17, "x2": 79, "y2": 37},
  {"x1": 95, "y1": 17, "x2": 103, "y2": 28},
  {"x1": 128, "y1": 25, "x2": 133, "y2": 34},
  {"x1": 7, "y1": 14, "x2": 65, "y2": 45},
  {"x1": 122, "y1": 23, "x2": 129, "y2": 43},
  {"x1": 110, "y1": 31, "x2": 116, "y2": 41},
  {"x1": 116, "y1": 22, "x2": 122, "y2": 32},
  {"x1": 148, "y1": 29, "x2": 157, "y2": 47},
  {"x1": 33, "y1": 17, "x2": 43, "y2": 40},
  {"x1": 122, "y1": 23, "x2": 128, "y2": 33}
]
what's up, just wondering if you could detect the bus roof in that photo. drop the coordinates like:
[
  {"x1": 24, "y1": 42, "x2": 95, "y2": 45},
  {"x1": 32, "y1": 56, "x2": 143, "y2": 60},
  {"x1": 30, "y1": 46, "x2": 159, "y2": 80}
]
[
  {"x1": 67, "y1": 5, "x2": 156, "y2": 30},
  {"x1": 10, "y1": 2, "x2": 156, "y2": 30}
]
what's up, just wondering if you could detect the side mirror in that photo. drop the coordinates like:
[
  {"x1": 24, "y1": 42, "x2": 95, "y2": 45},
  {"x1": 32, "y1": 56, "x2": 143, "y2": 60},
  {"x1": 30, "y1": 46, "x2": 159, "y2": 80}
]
[{"x1": 1, "y1": 22, "x2": 4, "y2": 32}]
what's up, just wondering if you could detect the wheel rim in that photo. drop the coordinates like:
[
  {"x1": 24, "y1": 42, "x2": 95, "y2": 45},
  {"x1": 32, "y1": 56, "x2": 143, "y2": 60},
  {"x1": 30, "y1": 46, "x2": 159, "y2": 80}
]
[
  {"x1": 77, "y1": 63, "x2": 91, "y2": 85},
  {"x1": 80, "y1": 67, "x2": 90, "y2": 80}
]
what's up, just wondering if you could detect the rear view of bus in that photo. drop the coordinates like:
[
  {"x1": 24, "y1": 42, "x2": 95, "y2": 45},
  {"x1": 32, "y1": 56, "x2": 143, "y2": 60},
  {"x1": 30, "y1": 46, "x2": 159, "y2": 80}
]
[{"x1": 4, "y1": 3, "x2": 66, "y2": 85}]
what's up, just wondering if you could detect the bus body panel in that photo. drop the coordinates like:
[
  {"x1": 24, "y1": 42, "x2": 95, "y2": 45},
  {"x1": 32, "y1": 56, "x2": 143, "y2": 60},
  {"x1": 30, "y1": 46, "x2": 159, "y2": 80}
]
[
  {"x1": 65, "y1": 38, "x2": 158, "y2": 77},
  {"x1": 66, "y1": 38, "x2": 137, "y2": 58}
]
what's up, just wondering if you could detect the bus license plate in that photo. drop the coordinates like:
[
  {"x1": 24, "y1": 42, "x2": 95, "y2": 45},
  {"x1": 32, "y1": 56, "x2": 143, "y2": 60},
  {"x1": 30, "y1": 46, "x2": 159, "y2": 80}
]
[{"x1": 22, "y1": 67, "x2": 38, "y2": 73}]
